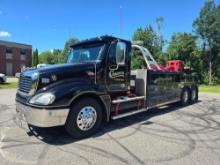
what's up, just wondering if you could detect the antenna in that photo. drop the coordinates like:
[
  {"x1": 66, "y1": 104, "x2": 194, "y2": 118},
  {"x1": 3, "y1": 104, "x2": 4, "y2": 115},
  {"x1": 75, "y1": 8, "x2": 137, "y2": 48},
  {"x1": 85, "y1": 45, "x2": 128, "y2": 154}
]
[{"x1": 119, "y1": 5, "x2": 123, "y2": 37}]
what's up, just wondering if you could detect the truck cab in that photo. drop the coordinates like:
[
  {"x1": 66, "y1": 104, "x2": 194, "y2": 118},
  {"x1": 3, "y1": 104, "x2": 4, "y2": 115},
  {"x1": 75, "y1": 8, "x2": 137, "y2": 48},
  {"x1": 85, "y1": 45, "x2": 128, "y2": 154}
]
[{"x1": 16, "y1": 36, "x2": 198, "y2": 139}]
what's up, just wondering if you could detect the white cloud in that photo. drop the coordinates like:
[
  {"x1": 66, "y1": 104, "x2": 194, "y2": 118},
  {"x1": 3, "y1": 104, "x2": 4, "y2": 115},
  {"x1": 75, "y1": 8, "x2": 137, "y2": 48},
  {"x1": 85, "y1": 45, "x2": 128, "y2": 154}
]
[{"x1": 0, "y1": 31, "x2": 11, "y2": 37}]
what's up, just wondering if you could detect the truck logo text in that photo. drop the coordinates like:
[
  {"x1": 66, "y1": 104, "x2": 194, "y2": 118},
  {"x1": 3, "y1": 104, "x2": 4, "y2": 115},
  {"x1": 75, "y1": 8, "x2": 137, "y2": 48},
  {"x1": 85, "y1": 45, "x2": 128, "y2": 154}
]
[{"x1": 109, "y1": 70, "x2": 125, "y2": 79}]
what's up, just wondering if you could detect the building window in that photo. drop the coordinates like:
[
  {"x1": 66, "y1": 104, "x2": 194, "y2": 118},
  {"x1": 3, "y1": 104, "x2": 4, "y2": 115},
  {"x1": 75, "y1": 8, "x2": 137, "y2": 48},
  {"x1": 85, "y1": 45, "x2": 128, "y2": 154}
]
[
  {"x1": 20, "y1": 49, "x2": 26, "y2": 55},
  {"x1": 20, "y1": 49, "x2": 26, "y2": 60},
  {"x1": 5, "y1": 47, "x2": 13, "y2": 59},
  {"x1": 6, "y1": 48, "x2": 12, "y2": 53},
  {"x1": 20, "y1": 55, "x2": 26, "y2": 60}
]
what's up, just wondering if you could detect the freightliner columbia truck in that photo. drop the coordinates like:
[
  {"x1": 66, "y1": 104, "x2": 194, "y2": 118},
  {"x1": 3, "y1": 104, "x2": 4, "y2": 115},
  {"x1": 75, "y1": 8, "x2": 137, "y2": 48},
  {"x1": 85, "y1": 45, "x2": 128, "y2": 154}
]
[{"x1": 16, "y1": 36, "x2": 198, "y2": 139}]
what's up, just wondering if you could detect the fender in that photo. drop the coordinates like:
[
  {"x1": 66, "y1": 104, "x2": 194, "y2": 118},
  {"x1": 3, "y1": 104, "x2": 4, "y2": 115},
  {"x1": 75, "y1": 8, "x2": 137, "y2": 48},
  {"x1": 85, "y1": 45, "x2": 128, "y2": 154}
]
[
  {"x1": 30, "y1": 78, "x2": 112, "y2": 121},
  {"x1": 68, "y1": 90, "x2": 111, "y2": 122}
]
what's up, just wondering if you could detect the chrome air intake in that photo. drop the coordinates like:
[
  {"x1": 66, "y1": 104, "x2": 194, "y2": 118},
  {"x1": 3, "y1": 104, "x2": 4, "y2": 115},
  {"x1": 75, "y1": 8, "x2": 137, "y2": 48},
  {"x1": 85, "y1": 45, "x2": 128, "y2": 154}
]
[{"x1": 18, "y1": 70, "x2": 39, "y2": 95}]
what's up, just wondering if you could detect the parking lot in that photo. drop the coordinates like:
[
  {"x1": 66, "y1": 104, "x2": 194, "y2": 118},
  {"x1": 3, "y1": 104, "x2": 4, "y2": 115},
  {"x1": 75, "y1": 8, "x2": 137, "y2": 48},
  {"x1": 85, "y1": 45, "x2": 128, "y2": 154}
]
[{"x1": 0, "y1": 89, "x2": 220, "y2": 165}]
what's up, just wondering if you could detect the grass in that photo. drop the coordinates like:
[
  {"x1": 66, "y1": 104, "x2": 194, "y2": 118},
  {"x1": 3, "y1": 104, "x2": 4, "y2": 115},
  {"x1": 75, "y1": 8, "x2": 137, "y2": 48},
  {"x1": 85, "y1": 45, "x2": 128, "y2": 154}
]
[
  {"x1": 0, "y1": 82, "x2": 18, "y2": 89},
  {"x1": 199, "y1": 85, "x2": 220, "y2": 93}
]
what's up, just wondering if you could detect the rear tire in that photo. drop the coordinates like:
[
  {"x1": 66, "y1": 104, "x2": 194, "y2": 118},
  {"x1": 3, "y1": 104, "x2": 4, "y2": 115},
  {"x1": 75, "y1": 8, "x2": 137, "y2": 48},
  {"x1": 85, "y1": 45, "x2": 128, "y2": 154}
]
[
  {"x1": 180, "y1": 88, "x2": 190, "y2": 106},
  {"x1": 190, "y1": 86, "x2": 198, "y2": 103},
  {"x1": 65, "y1": 98, "x2": 103, "y2": 139}
]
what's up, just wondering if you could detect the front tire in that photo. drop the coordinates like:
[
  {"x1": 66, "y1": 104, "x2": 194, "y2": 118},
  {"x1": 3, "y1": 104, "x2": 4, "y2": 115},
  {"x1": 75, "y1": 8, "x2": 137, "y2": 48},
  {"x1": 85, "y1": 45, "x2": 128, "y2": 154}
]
[{"x1": 65, "y1": 98, "x2": 103, "y2": 139}]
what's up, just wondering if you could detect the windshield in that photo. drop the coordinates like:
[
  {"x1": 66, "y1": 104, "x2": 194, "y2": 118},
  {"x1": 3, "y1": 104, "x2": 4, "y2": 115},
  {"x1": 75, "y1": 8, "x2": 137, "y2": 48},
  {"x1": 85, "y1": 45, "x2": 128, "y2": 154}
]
[{"x1": 67, "y1": 43, "x2": 105, "y2": 63}]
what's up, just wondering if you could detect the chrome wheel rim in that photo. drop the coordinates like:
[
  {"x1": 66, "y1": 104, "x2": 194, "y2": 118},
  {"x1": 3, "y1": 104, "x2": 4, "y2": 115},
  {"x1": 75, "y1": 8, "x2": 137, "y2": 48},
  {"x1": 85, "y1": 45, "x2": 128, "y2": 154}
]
[
  {"x1": 183, "y1": 91, "x2": 189, "y2": 103},
  {"x1": 76, "y1": 106, "x2": 97, "y2": 131},
  {"x1": 191, "y1": 90, "x2": 196, "y2": 101}
]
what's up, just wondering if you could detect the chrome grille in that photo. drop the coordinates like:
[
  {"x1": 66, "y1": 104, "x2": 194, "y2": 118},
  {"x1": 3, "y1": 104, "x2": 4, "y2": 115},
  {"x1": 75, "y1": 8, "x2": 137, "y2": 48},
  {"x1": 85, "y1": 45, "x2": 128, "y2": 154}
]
[{"x1": 19, "y1": 74, "x2": 32, "y2": 94}]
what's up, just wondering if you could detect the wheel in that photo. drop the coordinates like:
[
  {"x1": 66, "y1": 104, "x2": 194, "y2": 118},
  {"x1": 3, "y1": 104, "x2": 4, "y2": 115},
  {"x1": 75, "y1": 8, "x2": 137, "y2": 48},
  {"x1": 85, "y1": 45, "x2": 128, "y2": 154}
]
[
  {"x1": 65, "y1": 98, "x2": 103, "y2": 139},
  {"x1": 180, "y1": 88, "x2": 190, "y2": 106},
  {"x1": 190, "y1": 86, "x2": 198, "y2": 103}
]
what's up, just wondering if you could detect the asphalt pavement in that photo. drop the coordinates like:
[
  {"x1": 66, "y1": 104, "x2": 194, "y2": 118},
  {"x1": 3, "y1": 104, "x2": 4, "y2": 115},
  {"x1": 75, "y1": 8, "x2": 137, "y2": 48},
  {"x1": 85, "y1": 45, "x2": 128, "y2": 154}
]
[{"x1": 0, "y1": 89, "x2": 220, "y2": 165}]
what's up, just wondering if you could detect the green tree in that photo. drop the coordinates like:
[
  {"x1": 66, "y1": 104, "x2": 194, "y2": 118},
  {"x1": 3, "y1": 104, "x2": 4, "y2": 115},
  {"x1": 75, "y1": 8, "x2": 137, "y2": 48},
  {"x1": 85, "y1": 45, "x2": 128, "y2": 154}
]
[
  {"x1": 167, "y1": 32, "x2": 198, "y2": 69},
  {"x1": 131, "y1": 49, "x2": 147, "y2": 69},
  {"x1": 62, "y1": 37, "x2": 79, "y2": 63},
  {"x1": 132, "y1": 25, "x2": 165, "y2": 69},
  {"x1": 32, "y1": 49, "x2": 39, "y2": 67},
  {"x1": 133, "y1": 25, "x2": 156, "y2": 54},
  {"x1": 51, "y1": 49, "x2": 63, "y2": 64},
  {"x1": 193, "y1": 0, "x2": 220, "y2": 84},
  {"x1": 38, "y1": 37, "x2": 79, "y2": 64},
  {"x1": 39, "y1": 51, "x2": 53, "y2": 64}
]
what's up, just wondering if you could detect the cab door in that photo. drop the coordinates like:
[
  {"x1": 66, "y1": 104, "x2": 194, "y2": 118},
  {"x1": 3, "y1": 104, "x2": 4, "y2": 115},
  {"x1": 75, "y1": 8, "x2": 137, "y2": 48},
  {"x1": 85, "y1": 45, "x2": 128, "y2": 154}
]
[{"x1": 106, "y1": 41, "x2": 128, "y2": 92}]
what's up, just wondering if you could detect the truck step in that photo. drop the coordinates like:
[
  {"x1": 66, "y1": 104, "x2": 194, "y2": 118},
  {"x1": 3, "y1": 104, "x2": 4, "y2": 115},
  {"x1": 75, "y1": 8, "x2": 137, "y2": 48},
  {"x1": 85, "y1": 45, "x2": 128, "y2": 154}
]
[
  {"x1": 111, "y1": 108, "x2": 147, "y2": 120},
  {"x1": 112, "y1": 96, "x2": 145, "y2": 104}
]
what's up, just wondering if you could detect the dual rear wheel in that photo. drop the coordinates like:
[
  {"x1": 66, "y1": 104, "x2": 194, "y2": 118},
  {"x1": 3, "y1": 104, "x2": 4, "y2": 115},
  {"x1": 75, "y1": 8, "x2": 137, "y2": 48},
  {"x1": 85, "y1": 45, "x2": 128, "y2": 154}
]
[
  {"x1": 180, "y1": 86, "x2": 198, "y2": 106},
  {"x1": 65, "y1": 87, "x2": 198, "y2": 139}
]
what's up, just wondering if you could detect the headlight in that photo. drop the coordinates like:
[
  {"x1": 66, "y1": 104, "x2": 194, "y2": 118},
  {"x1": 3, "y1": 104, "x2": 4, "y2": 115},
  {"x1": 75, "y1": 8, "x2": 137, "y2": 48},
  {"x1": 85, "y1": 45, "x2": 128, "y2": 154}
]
[{"x1": 29, "y1": 93, "x2": 55, "y2": 105}]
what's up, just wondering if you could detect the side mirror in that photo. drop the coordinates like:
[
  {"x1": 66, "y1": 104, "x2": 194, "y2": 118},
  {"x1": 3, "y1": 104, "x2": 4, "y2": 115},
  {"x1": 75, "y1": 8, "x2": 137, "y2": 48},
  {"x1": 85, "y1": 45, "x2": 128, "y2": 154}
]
[
  {"x1": 108, "y1": 42, "x2": 117, "y2": 65},
  {"x1": 108, "y1": 41, "x2": 126, "y2": 69},
  {"x1": 116, "y1": 42, "x2": 126, "y2": 65}
]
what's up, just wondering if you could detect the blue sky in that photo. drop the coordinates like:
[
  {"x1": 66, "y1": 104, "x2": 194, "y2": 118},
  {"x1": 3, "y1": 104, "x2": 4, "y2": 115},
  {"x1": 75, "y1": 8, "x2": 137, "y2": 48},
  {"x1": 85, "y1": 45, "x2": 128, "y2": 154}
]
[{"x1": 0, "y1": 0, "x2": 219, "y2": 52}]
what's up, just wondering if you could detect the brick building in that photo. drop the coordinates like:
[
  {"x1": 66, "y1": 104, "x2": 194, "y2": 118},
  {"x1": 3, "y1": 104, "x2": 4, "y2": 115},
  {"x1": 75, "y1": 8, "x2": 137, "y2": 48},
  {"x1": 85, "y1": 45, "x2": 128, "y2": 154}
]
[{"x1": 0, "y1": 40, "x2": 32, "y2": 76}]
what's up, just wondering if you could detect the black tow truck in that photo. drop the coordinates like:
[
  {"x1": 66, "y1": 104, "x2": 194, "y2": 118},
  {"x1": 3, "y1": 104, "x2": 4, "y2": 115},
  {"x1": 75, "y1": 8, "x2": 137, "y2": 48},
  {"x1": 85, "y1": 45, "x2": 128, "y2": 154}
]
[{"x1": 16, "y1": 36, "x2": 198, "y2": 139}]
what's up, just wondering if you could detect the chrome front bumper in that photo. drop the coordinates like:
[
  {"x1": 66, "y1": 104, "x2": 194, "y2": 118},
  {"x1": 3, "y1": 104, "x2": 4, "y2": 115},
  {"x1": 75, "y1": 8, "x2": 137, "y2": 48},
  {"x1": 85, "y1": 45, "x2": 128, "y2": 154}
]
[{"x1": 16, "y1": 102, "x2": 69, "y2": 127}]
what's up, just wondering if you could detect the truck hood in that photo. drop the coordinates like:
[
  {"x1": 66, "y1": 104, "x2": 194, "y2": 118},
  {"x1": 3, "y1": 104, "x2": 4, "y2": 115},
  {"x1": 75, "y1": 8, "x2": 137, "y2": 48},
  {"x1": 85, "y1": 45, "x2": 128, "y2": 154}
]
[
  {"x1": 37, "y1": 63, "x2": 96, "y2": 74},
  {"x1": 34, "y1": 63, "x2": 99, "y2": 90}
]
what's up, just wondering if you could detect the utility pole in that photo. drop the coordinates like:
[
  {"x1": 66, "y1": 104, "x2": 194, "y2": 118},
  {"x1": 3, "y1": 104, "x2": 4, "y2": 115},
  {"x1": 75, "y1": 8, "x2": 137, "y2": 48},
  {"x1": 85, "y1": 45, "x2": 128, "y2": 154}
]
[
  {"x1": 119, "y1": 5, "x2": 123, "y2": 37},
  {"x1": 156, "y1": 17, "x2": 164, "y2": 51}
]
